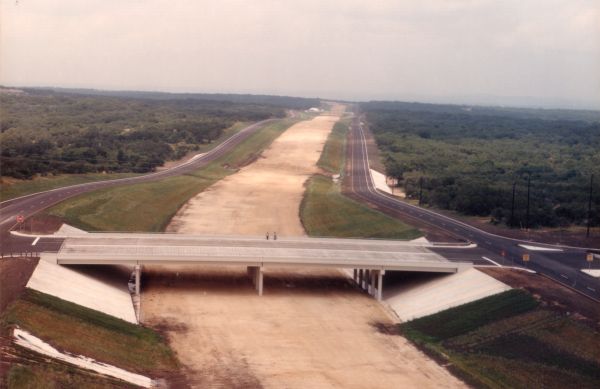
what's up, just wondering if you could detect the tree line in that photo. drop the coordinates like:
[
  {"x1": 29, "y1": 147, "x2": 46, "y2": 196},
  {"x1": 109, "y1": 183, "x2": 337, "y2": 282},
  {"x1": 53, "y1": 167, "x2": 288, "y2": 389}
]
[
  {"x1": 362, "y1": 101, "x2": 600, "y2": 229},
  {"x1": 0, "y1": 90, "x2": 299, "y2": 178}
]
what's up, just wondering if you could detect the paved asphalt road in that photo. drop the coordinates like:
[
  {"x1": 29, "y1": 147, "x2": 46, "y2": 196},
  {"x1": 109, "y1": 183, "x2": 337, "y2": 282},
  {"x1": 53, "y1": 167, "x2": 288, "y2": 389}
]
[
  {"x1": 345, "y1": 116, "x2": 600, "y2": 301},
  {"x1": 0, "y1": 119, "x2": 276, "y2": 254},
  {"x1": 1, "y1": 114, "x2": 598, "y2": 300}
]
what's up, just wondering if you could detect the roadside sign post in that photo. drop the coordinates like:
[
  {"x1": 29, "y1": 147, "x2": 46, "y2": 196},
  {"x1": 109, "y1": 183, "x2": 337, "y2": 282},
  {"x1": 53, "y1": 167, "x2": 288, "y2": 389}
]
[
  {"x1": 16, "y1": 215, "x2": 25, "y2": 231},
  {"x1": 587, "y1": 253, "x2": 594, "y2": 269},
  {"x1": 522, "y1": 253, "x2": 530, "y2": 268}
]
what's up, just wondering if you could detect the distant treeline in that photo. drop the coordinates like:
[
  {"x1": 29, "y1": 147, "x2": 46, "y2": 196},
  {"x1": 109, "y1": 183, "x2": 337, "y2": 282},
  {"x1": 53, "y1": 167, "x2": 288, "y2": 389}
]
[
  {"x1": 26, "y1": 87, "x2": 321, "y2": 109},
  {"x1": 0, "y1": 89, "x2": 303, "y2": 178},
  {"x1": 362, "y1": 101, "x2": 600, "y2": 228}
]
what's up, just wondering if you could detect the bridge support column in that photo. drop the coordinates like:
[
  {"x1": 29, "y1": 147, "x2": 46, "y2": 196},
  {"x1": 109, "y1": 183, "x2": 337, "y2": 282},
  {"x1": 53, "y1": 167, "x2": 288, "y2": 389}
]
[
  {"x1": 370, "y1": 270, "x2": 377, "y2": 296},
  {"x1": 247, "y1": 266, "x2": 264, "y2": 296},
  {"x1": 353, "y1": 269, "x2": 357, "y2": 282},
  {"x1": 365, "y1": 269, "x2": 371, "y2": 292},
  {"x1": 134, "y1": 265, "x2": 142, "y2": 295},
  {"x1": 376, "y1": 270, "x2": 385, "y2": 301},
  {"x1": 358, "y1": 269, "x2": 364, "y2": 288}
]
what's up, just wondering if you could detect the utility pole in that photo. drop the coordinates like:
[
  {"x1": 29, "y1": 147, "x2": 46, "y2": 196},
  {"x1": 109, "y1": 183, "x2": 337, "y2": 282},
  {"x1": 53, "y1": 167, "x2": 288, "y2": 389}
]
[
  {"x1": 587, "y1": 174, "x2": 594, "y2": 238},
  {"x1": 418, "y1": 177, "x2": 423, "y2": 206},
  {"x1": 526, "y1": 173, "x2": 531, "y2": 231},
  {"x1": 510, "y1": 181, "x2": 516, "y2": 227}
]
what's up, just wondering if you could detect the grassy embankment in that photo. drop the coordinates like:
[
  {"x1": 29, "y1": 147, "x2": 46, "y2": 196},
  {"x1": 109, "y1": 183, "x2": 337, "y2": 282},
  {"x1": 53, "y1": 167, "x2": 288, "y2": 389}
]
[
  {"x1": 0, "y1": 121, "x2": 250, "y2": 202},
  {"x1": 301, "y1": 119, "x2": 421, "y2": 239},
  {"x1": 1, "y1": 289, "x2": 178, "y2": 388},
  {"x1": 43, "y1": 119, "x2": 297, "y2": 231},
  {"x1": 400, "y1": 289, "x2": 600, "y2": 389}
]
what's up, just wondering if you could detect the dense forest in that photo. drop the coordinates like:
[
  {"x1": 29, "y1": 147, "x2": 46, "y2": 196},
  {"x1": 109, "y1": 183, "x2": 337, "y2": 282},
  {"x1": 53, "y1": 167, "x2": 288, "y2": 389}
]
[
  {"x1": 362, "y1": 101, "x2": 600, "y2": 228},
  {"x1": 0, "y1": 88, "x2": 317, "y2": 178}
]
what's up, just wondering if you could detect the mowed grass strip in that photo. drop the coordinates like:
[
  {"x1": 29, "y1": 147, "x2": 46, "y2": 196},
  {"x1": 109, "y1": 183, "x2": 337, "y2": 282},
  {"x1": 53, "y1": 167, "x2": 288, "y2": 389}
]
[
  {"x1": 1, "y1": 289, "x2": 177, "y2": 376},
  {"x1": 317, "y1": 119, "x2": 350, "y2": 174},
  {"x1": 44, "y1": 119, "x2": 296, "y2": 231},
  {"x1": 301, "y1": 175, "x2": 421, "y2": 239}
]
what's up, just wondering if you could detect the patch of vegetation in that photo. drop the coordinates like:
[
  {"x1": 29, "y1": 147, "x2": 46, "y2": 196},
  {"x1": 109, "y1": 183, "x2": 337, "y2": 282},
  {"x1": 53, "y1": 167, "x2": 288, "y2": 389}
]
[
  {"x1": 362, "y1": 101, "x2": 600, "y2": 228},
  {"x1": 317, "y1": 119, "x2": 350, "y2": 174},
  {"x1": 1, "y1": 289, "x2": 177, "y2": 376},
  {"x1": 399, "y1": 289, "x2": 600, "y2": 388},
  {"x1": 0, "y1": 89, "x2": 301, "y2": 179},
  {"x1": 43, "y1": 86, "x2": 321, "y2": 109},
  {"x1": 6, "y1": 363, "x2": 136, "y2": 389},
  {"x1": 0, "y1": 121, "x2": 253, "y2": 202},
  {"x1": 301, "y1": 175, "x2": 421, "y2": 239},
  {"x1": 402, "y1": 289, "x2": 538, "y2": 342},
  {"x1": 44, "y1": 119, "x2": 297, "y2": 231}
]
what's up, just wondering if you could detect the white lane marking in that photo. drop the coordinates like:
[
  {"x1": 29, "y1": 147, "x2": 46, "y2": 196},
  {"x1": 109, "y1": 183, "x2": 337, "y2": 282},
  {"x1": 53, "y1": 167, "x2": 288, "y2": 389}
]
[
  {"x1": 518, "y1": 244, "x2": 563, "y2": 252},
  {"x1": 560, "y1": 274, "x2": 569, "y2": 279},
  {"x1": 32, "y1": 237, "x2": 40, "y2": 246},
  {"x1": 587, "y1": 286, "x2": 596, "y2": 292},
  {"x1": 482, "y1": 256, "x2": 502, "y2": 267}
]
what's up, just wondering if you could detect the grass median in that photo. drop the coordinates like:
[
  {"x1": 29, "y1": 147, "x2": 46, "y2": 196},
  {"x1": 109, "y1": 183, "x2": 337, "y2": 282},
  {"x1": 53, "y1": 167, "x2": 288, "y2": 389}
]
[
  {"x1": 317, "y1": 119, "x2": 350, "y2": 175},
  {"x1": 43, "y1": 119, "x2": 297, "y2": 231},
  {"x1": 302, "y1": 117, "x2": 421, "y2": 239},
  {"x1": 301, "y1": 175, "x2": 421, "y2": 239}
]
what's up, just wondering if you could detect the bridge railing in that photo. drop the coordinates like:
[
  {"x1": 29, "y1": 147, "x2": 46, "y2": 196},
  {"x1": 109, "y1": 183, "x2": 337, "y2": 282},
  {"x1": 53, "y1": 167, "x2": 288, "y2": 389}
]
[{"x1": 0, "y1": 251, "x2": 40, "y2": 258}]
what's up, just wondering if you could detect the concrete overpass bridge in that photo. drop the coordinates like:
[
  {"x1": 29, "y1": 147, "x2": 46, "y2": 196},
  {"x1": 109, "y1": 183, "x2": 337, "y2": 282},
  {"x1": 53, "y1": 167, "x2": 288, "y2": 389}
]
[{"x1": 53, "y1": 233, "x2": 472, "y2": 301}]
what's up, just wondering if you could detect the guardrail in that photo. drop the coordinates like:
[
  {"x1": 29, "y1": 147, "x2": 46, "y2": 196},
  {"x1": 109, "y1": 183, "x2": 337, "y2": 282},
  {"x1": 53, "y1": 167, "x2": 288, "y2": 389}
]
[{"x1": 0, "y1": 251, "x2": 40, "y2": 258}]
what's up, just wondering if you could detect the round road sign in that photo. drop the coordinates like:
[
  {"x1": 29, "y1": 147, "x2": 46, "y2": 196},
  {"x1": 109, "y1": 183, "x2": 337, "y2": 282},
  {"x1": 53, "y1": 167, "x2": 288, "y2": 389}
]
[{"x1": 16, "y1": 215, "x2": 25, "y2": 223}]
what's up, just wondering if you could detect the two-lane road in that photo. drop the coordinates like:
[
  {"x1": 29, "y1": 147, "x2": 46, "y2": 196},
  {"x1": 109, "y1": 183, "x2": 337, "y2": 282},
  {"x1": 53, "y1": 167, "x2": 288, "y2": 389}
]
[
  {"x1": 346, "y1": 116, "x2": 600, "y2": 300},
  {"x1": 0, "y1": 119, "x2": 278, "y2": 252}
]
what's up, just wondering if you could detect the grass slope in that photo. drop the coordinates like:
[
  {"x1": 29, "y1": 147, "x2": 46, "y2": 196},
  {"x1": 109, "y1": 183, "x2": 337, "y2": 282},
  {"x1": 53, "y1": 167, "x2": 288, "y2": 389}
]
[
  {"x1": 6, "y1": 362, "x2": 138, "y2": 389},
  {"x1": 1, "y1": 289, "x2": 177, "y2": 375},
  {"x1": 400, "y1": 289, "x2": 600, "y2": 389},
  {"x1": 44, "y1": 119, "x2": 296, "y2": 231}
]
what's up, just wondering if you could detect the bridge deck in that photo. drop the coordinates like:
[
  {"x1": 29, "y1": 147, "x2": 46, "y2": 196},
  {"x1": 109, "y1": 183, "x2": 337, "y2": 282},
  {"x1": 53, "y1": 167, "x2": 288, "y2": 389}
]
[{"x1": 56, "y1": 234, "x2": 469, "y2": 272}]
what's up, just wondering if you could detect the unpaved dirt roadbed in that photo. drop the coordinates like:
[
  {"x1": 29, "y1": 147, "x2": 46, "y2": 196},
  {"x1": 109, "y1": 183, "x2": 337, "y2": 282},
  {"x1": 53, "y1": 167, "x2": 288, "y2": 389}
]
[
  {"x1": 143, "y1": 266, "x2": 464, "y2": 389},
  {"x1": 167, "y1": 114, "x2": 340, "y2": 235},
  {"x1": 145, "y1": 109, "x2": 465, "y2": 388}
]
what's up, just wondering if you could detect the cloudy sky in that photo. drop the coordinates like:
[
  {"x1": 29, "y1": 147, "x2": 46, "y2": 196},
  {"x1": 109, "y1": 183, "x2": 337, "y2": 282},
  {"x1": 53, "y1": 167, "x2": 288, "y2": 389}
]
[{"x1": 1, "y1": 0, "x2": 599, "y2": 108}]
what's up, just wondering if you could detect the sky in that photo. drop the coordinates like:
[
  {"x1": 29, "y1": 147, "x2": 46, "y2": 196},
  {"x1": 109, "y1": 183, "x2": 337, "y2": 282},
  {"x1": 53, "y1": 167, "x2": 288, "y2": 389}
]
[{"x1": 1, "y1": 0, "x2": 599, "y2": 109}]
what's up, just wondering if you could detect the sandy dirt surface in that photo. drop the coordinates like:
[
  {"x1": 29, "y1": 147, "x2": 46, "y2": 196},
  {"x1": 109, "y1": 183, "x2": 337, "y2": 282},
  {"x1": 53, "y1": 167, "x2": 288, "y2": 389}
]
[
  {"x1": 143, "y1": 266, "x2": 465, "y2": 389},
  {"x1": 166, "y1": 112, "x2": 341, "y2": 235},
  {"x1": 145, "y1": 108, "x2": 465, "y2": 388}
]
